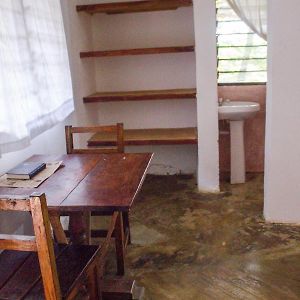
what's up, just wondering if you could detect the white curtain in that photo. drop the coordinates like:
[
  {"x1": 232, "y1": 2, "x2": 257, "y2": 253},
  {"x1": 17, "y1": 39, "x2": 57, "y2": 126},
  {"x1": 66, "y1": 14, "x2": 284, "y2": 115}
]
[
  {"x1": 0, "y1": 0, "x2": 74, "y2": 154},
  {"x1": 227, "y1": 0, "x2": 267, "y2": 40}
]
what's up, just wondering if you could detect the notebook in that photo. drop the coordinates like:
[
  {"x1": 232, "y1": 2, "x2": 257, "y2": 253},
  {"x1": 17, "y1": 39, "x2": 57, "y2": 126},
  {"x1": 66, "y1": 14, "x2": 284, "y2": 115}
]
[{"x1": 6, "y1": 162, "x2": 46, "y2": 180}]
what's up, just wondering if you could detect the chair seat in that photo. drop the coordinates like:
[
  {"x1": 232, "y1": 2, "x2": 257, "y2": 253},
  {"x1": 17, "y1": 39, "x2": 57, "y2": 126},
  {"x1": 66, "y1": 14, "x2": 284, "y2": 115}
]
[{"x1": 0, "y1": 244, "x2": 99, "y2": 299}]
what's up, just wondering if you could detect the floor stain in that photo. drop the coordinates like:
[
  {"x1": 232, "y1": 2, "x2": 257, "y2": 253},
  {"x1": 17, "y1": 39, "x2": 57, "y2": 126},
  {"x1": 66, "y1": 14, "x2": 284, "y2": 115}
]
[{"x1": 105, "y1": 174, "x2": 300, "y2": 300}]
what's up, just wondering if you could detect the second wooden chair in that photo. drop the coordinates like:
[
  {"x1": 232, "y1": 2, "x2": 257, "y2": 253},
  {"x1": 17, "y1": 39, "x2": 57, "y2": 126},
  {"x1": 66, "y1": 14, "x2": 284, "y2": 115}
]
[
  {"x1": 65, "y1": 124, "x2": 131, "y2": 274},
  {"x1": 65, "y1": 124, "x2": 124, "y2": 154}
]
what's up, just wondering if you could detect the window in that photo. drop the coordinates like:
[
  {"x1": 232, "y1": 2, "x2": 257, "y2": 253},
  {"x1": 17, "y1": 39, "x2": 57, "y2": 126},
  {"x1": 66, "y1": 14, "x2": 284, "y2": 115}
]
[
  {"x1": 216, "y1": 0, "x2": 267, "y2": 84},
  {"x1": 0, "y1": 1, "x2": 73, "y2": 154}
]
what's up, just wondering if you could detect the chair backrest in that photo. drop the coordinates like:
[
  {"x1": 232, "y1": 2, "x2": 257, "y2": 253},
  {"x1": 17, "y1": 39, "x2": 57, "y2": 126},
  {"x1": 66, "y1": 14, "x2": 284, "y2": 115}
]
[
  {"x1": 0, "y1": 193, "x2": 62, "y2": 300},
  {"x1": 65, "y1": 124, "x2": 124, "y2": 154}
]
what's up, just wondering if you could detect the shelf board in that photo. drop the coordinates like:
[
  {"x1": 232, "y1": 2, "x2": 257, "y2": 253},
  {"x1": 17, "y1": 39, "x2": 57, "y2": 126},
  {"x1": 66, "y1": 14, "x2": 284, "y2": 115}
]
[
  {"x1": 80, "y1": 45, "x2": 195, "y2": 58},
  {"x1": 83, "y1": 88, "x2": 196, "y2": 103},
  {"x1": 88, "y1": 127, "x2": 197, "y2": 146},
  {"x1": 76, "y1": 0, "x2": 193, "y2": 15}
]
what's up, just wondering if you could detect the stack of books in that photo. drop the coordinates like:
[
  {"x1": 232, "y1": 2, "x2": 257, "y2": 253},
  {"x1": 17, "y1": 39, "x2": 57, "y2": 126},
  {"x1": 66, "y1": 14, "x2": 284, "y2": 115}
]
[{"x1": 6, "y1": 162, "x2": 46, "y2": 180}]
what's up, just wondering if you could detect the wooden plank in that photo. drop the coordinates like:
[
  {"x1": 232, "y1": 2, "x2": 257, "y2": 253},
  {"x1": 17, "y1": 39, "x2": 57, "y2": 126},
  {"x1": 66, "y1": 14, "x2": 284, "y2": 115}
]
[
  {"x1": 69, "y1": 212, "x2": 91, "y2": 245},
  {"x1": 27, "y1": 245, "x2": 99, "y2": 299},
  {"x1": 88, "y1": 127, "x2": 198, "y2": 146},
  {"x1": 117, "y1": 123, "x2": 125, "y2": 153},
  {"x1": 100, "y1": 212, "x2": 118, "y2": 255},
  {"x1": 65, "y1": 126, "x2": 73, "y2": 155},
  {"x1": 71, "y1": 125, "x2": 118, "y2": 133},
  {"x1": 0, "y1": 251, "x2": 31, "y2": 289},
  {"x1": 83, "y1": 88, "x2": 196, "y2": 103},
  {"x1": 122, "y1": 212, "x2": 131, "y2": 245},
  {"x1": 30, "y1": 194, "x2": 61, "y2": 300},
  {"x1": 115, "y1": 213, "x2": 125, "y2": 276},
  {"x1": 86, "y1": 267, "x2": 101, "y2": 300},
  {"x1": 0, "y1": 234, "x2": 37, "y2": 252},
  {"x1": 49, "y1": 212, "x2": 68, "y2": 244},
  {"x1": 59, "y1": 153, "x2": 153, "y2": 212},
  {"x1": 76, "y1": 0, "x2": 192, "y2": 15},
  {"x1": 0, "y1": 234, "x2": 35, "y2": 241},
  {"x1": 71, "y1": 148, "x2": 119, "y2": 154},
  {"x1": 0, "y1": 245, "x2": 67, "y2": 300},
  {"x1": 0, "y1": 253, "x2": 44, "y2": 299},
  {"x1": 0, "y1": 198, "x2": 31, "y2": 211},
  {"x1": 80, "y1": 45, "x2": 195, "y2": 58},
  {"x1": 65, "y1": 229, "x2": 115, "y2": 238}
]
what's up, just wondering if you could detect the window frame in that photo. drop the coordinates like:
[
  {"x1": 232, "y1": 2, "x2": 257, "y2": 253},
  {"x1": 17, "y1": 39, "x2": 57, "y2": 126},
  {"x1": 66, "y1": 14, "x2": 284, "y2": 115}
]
[{"x1": 216, "y1": 1, "x2": 267, "y2": 86}]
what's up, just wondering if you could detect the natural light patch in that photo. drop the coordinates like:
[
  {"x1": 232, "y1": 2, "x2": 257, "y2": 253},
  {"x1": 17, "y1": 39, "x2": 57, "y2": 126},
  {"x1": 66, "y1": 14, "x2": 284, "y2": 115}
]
[{"x1": 216, "y1": 0, "x2": 267, "y2": 84}]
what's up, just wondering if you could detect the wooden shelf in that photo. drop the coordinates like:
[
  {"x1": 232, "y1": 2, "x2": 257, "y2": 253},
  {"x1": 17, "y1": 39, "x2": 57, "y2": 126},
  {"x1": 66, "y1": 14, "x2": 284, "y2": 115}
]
[
  {"x1": 83, "y1": 88, "x2": 196, "y2": 103},
  {"x1": 77, "y1": 0, "x2": 193, "y2": 15},
  {"x1": 80, "y1": 45, "x2": 194, "y2": 58},
  {"x1": 88, "y1": 127, "x2": 197, "y2": 146}
]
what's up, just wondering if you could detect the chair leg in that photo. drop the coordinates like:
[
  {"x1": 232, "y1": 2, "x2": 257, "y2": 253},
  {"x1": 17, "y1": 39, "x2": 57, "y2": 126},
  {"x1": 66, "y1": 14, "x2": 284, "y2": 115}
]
[
  {"x1": 49, "y1": 212, "x2": 68, "y2": 244},
  {"x1": 87, "y1": 266, "x2": 102, "y2": 300},
  {"x1": 115, "y1": 212, "x2": 125, "y2": 276},
  {"x1": 122, "y1": 212, "x2": 131, "y2": 245}
]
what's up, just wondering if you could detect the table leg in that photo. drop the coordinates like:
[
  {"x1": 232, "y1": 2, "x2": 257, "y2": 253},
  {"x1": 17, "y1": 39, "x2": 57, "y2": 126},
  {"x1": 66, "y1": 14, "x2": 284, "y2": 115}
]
[
  {"x1": 84, "y1": 212, "x2": 91, "y2": 245},
  {"x1": 122, "y1": 212, "x2": 131, "y2": 245},
  {"x1": 115, "y1": 212, "x2": 125, "y2": 276},
  {"x1": 69, "y1": 212, "x2": 90, "y2": 245}
]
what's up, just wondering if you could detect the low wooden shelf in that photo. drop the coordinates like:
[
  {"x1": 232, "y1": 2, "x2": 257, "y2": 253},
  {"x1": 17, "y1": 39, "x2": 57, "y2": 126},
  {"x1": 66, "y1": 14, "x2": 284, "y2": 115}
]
[
  {"x1": 83, "y1": 88, "x2": 196, "y2": 103},
  {"x1": 88, "y1": 127, "x2": 198, "y2": 146},
  {"x1": 80, "y1": 45, "x2": 195, "y2": 58},
  {"x1": 77, "y1": 0, "x2": 193, "y2": 15}
]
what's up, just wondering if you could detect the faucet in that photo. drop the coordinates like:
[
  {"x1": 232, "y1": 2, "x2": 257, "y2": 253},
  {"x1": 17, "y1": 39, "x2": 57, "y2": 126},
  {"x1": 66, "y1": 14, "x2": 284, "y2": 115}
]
[{"x1": 218, "y1": 98, "x2": 231, "y2": 106}]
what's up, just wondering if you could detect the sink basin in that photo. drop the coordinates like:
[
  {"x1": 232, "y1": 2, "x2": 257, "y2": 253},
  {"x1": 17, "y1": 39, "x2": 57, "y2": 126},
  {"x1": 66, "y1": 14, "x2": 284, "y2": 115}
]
[{"x1": 218, "y1": 101, "x2": 260, "y2": 121}]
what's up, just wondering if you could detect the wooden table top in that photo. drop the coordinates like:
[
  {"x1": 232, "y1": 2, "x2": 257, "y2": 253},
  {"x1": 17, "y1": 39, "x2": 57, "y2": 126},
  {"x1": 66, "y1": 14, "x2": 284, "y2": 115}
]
[{"x1": 0, "y1": 153, "x2": 153, "y2": 212}]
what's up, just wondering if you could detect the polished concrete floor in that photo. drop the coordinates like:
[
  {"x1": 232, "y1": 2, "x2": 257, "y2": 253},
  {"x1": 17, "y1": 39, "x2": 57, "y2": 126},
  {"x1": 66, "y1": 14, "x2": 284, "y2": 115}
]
[{"x1": 122, "y1": 174, "x2": 300, "y2": 300}]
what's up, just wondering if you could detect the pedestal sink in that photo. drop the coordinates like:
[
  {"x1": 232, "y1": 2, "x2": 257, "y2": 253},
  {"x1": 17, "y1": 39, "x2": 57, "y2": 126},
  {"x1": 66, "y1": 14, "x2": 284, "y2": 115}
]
[{"x1": 218, "y1": 100, "x2": 260, "y2": 184}]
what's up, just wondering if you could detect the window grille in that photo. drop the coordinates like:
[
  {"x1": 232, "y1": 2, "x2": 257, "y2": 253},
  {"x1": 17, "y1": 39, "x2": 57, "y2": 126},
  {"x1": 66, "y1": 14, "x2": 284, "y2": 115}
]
[{"x1": 216, "y1": 0, "x2": 267, "y2": 84}]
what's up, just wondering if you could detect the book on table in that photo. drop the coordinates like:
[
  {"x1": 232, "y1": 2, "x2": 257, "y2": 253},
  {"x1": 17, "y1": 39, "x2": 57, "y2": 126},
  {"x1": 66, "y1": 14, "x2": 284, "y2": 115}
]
[{"x1": 6, "y1": 162, "x2": 46, "y2": 180}]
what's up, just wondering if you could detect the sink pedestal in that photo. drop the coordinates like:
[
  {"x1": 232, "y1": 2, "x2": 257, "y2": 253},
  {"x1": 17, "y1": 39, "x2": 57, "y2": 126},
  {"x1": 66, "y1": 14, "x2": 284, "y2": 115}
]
[
  {"x1": 218, "y1": 100, "x2": 260, "y2": 184},
  {"x1": 230, "y1": 120, "x2": 245, "y2": 184}
]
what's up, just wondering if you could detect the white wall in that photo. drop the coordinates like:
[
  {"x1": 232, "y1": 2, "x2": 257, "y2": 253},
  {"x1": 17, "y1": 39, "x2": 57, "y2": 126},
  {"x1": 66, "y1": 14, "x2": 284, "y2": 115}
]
[
  {"x1": 60, "y1": 0, "x2": 96, "y2": 127},
  {"x1": 62, "y1": 0, "x2": 198, "y2": 175},
  {"x1": 193, "y1": 0, "x2": 219, "y2": 192},
  {"x1": 264, "y1": 1, "x2": 300, "y2": 223}
]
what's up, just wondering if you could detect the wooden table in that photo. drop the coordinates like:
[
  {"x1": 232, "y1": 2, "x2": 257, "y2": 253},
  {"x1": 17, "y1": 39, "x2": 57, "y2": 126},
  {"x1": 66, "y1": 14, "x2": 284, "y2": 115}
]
[{"x1": 0, "y1": 153, "x2": 153, "y2": 276}]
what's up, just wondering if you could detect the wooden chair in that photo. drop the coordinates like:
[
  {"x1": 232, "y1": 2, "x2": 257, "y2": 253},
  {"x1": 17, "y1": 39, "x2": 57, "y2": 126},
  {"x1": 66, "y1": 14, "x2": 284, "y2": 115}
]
[
  {"x1": 65, "y1": 124, "x2": 132, "y2": 258},
  {"x1": 0, "y1": 193, "x2": 118, "y2": 300},
  {"x1": 65, "y1": 124, "x2": 124, "y2": 154}
]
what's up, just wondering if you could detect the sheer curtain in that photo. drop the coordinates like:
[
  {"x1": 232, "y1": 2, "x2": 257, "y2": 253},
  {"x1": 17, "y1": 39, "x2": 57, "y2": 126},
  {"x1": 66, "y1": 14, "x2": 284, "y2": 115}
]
[
  {"x1": 227, "y1": 0, "x2": 267, "y2": 40},
  {"x1": 0, "y1": 0, "x2": 74, "y2": 154}
]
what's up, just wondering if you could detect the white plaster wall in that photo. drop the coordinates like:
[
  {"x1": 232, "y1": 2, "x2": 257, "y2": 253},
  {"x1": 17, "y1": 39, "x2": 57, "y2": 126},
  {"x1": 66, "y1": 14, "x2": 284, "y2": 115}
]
[
  {"x1": 264, "y1": 0, "x2": 300, "y2": 223},
  {"x1": 193, "y1": 0, "x2": 219, "y2": 192},
  {"x1": 63, "y1": 0, "x2": 198, "y2": 175},
  {"x1": 60, "y1": 0, "x2": 97, "y2": 126}
]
